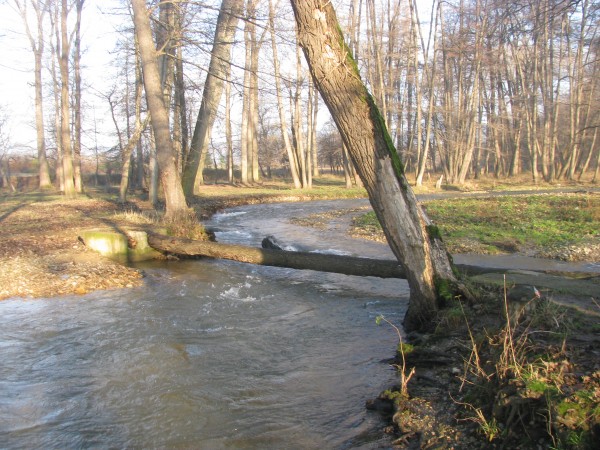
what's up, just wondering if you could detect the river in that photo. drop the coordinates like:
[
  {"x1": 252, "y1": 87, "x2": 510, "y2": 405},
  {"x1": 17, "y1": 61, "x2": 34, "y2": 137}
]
[
  {"x1": 0, "y1": 199, "x2": 408, "y2": 449},
  {"x1": 3, "y1": 197, "x2": 596, "y2": 449}
]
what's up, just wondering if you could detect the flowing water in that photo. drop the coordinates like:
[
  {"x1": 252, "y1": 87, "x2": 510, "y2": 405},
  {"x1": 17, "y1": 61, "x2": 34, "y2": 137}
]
[
  {"x1": 0, "y1": 199, "x2": 409, "y2": 449},
  {"x1": 4, "y1": 197, "x2": 595, "y2": 450},
  {"x1": 206, "y1": 197, "x2": 600, "y2": 274}
]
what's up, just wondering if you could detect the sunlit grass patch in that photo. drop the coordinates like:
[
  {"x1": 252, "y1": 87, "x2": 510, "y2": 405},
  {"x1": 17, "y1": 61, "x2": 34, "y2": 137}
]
[
  {"x1": 351, "y1": 193, "x2": 600, "y2": 255},
  {"x1": 425, "y1": 194, "x2": 599, "y2": 249},
  {"x1": 192, "y1": 178, "x2": 367, "y2": 201}
]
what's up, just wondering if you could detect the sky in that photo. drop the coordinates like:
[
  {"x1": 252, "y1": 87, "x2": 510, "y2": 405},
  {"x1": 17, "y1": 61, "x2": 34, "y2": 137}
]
[
  {"x1": 0, "y1": 0, "x2": 436, "y2": 158},
  {"x1": 0, "y1": 0, "x2": 125, "y2": 155}
]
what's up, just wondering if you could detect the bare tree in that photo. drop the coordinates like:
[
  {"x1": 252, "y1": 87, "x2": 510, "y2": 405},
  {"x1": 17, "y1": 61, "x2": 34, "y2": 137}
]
[
  {"x1": 291, "y1": 41, "x2": 308, "y2": 187},
  {"x1": 131, "y1": 0, "x2": 188, "y2": 218},
  {"x1": 14, "y1": 0, "x2": 52, "y2": 189},
  {"x1": 72, "y1": 0, "x2": 84, "y2": 192},
  {"x1": 268, "y1": 0, "x2": 301, "y2": 188},
  {"x1": 118, "y1": 68, "x2": 150, "y2": 204},
  {"x1": 59, "y1": 0, "x2": 76, "y2": 197},
  {"x1": 49, "y1": 3, "x2": 64, "y2": 191},
  {"x1": 240, "y1": 0, "x2": 266, "y2": 185},
  {"x1": 225, "y1": 65, "x2": 235, "y2": 183},
  {"x1": 182, "y1": 0, "x2": 242, "y2": 195},
  {"x1": 291, "y1": 0, "x2": 457, "y2": 329}
]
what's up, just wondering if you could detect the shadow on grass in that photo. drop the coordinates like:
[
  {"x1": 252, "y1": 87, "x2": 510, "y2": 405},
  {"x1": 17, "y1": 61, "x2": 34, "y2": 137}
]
[{"x1": 0, "y1": 191, "x2": 64, "y2": 224}]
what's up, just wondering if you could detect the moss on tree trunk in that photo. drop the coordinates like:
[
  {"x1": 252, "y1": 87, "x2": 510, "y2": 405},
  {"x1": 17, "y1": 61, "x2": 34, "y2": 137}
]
[{"x1": 290, "y1": 0, "x2": 458, "y2": 330}]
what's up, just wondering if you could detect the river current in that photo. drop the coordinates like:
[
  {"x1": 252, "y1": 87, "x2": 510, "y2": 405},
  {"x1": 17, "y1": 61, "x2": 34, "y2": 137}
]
[{"x1": 0, "y1": 199, "x2": 408, "y2": 449}]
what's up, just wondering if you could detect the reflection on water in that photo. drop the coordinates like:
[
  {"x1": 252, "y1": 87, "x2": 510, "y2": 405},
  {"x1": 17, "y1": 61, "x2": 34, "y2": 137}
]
[{"x1": 0, "y1": 199, "x2": 410, "y2": 449}]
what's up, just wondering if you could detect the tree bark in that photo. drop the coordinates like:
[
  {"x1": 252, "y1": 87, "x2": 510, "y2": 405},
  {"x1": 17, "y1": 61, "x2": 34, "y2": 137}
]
[
  {"x1": 310, "y1": 79, "x2": 320, "y2": 177},
  {"x1": 268, "y1": 0, "x2": 301, "y2": 188},
  {"x1": 72, "y1": 0, "x2": 84, "y2": 193},
  {"x1": 342, "y1": 144, "x2": 353, "y2": 188},
  {"x1": 249, "y1": 3, "x2": 263, "y2": 185},
  {"x1": 147, "y1": 233, "x2": 406, "y2": 279},
  {"x1": 49, "y1": 7, "x2": 63, "y2": 191},
  {"x1": 148, "y1": 134, "x2": 159, "y2": 206},
  {"x1": 118, "y1": 44, "x2": 147, "y2": 203},
  {"x1": 156, "y1": 0, "x2": 176, "y2": 108},
  {"x1": 60, "y1": 0, "x2": 76, "y2": 198},
  {"x1": 293, "y1": 42, "x2": 308, "y2": 187},
  {"x1": 415, "y1": 0, "x2": 439, "y2": 187},
  {"x1": 290, "y1": 0, "x2": 457, "y2": 329},
  {"x1": 172, "y1": 7, "x2": 188, "y2": 173},
  {"x1": 182, "y1": 0, "x2": 242, "y2": 196},
  {"x1": 240, "y1": 36, "x2": 251, "y2": 185},
  {"x1": 131, "y1": 0, "x2": 188, "y2": 218},
  {"x1": 225, "y1": 66, "x2": 234, "y2": 184},
  {"x1": 15, "y1": 0, "x2": 52, "y2": 189},
  {"x1": 119, "y1": 116, "x2": 150, "y2": 203}
]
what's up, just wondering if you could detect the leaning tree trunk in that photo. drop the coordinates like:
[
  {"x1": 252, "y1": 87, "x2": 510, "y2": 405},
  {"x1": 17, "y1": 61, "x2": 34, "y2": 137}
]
[
  {"x1": 290, "y1": 0, "x2": 457, "y2": 330},
  {"x1": 182, "y1": 0, "x2": 242, "y2": 197}
]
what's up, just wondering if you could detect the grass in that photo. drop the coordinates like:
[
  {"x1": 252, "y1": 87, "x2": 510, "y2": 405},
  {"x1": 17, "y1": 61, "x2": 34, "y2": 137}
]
[
  {"x1": 192, "y1": 177, "x2": 367, "y2": 203},
  {"x1": 352, "y1": 193, "x2": 600, "y2": 256},
  {"x1": 424, "y1": 194, "x2": 599, "y2": 247},
  {"x1": 111, "y1": 209, "x2": 160, "y2": 225},
  {"x1": 449, "y1": 282, "x2": 600, "y2": 449}
]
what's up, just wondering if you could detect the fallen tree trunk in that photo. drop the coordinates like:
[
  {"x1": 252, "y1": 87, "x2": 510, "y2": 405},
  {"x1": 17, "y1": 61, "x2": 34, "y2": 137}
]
[{"x1": 147, "y1": 233, "x2": 406, "y2": 279}]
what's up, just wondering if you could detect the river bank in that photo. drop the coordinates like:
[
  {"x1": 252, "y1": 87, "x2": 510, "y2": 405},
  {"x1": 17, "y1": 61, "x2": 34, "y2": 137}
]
[
  {"x1": 0, "y1": 185, "x2": 367, "y2": 300},
  {"x1": 0, "y1": 194, "x2": 145, "y2": 299},
  {"x1": 1, "y1": 184, "x2": 598, "y2": 300},
  {"x1": 369, "y1": 277, "x2": 600, "y2": 449}
]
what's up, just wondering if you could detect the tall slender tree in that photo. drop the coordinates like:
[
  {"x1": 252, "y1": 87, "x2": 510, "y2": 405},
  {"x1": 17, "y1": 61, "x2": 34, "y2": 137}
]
[
  {"x1": 59, "y1": 0, "x2": 76, "y2": 197},
  {"x1": 131, "y1": 0, "x2": 188, "y2": 218},
  {"x1": 182, "y1": 0, "x2": 243, "y2": 196},
  {"x1": 268, "y1": 0, "x2": 301, "y2": 188},
  {"x1": 14, "y1": 0, "x2": 52, "y2": 189},
  {"x1": 49, "y1": 3, "x2": 63, "y2": 191},
  {"x1": 224, "y1": 65, "x2": 234, "y2": 184},
  {"x1": 72, "y1": 0, "x2": 85, "y2": 193}
]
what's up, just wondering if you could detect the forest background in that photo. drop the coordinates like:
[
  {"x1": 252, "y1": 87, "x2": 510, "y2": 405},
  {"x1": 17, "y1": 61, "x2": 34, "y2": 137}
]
[{"x1": 0, "y1": 0, "x2": 598, "y2": 201}]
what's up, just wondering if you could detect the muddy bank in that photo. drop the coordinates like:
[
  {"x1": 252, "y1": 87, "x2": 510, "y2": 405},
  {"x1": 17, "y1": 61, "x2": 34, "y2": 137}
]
[{"x1": 368, "y1": 273, "x2": 600, "y2": 449}]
